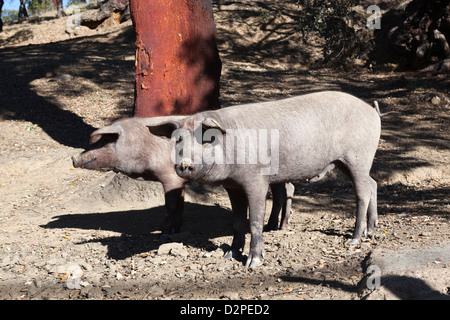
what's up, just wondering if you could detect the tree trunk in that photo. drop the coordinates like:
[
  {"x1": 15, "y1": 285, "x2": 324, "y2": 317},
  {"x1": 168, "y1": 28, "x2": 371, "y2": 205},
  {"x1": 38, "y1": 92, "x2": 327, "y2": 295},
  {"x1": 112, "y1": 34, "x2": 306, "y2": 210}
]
[
  {"x1": 0, "y1": 0, "x2": 4, "y2": 32},
  {"x1": 18, "y1": 0, "x2": 28, "y2": 21},
  {"x1": 129, "y1": 0, "x2": 222, "y2": 117},
  {"x1": 52, "y1": 0, "x2": 65, "y2": 18}
]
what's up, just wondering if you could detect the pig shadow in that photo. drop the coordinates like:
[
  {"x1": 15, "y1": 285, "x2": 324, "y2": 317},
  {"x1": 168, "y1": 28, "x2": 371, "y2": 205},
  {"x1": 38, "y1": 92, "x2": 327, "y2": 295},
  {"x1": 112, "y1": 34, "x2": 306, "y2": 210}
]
[{"x1": 41, "y1": 202, "x2": 234, "y2": 260}]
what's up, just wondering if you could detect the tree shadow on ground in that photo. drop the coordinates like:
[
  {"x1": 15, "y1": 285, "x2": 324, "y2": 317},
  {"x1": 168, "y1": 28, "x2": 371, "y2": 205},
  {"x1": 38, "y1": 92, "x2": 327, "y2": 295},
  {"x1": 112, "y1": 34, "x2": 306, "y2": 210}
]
[
  {"x1": 0, "y1": 27, "x2": 135, "y2": 148},
  {"x1": 41, "y1": 201, "x2": 234, "y2": 260},
  {"x1": 279, "y1": 250, "x2": 450, "y2": 300},
  {"x1": 280, "y1": 273, "x2": 450, "y2": 300}
]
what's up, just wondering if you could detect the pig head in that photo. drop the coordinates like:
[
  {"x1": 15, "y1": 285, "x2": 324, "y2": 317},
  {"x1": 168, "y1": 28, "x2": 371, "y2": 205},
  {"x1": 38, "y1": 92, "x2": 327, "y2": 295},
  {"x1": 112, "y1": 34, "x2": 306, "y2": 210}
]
[{"x1": 72, "y1": 116, "x2": 187, "y2": 237}]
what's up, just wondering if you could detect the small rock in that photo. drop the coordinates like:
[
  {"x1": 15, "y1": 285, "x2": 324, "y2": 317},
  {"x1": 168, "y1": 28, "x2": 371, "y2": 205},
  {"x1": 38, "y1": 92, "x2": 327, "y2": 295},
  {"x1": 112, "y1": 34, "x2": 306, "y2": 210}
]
[
  {"x1": 171, "y1": 246, "x2": 188, "y2": 258},
  {"x1": 157, "y1": 242, "x2": 178, "y2": 255},
  {"x1": 64, "y1": 264, "x2": 84, "y2": 290},
  {"x1": 67, "y1": 264, "x2": 83, "y2": 278},
  {"x1": 290, "y1": 263, "x2": 305, "y2": 272},
  {"x1": 157, "y1": 242, "x2": 188, "y2": 257},
  {"x1": 431, "y1": 96, "x2": 441, "y2": 105},
  {"x1": 66, "y1": 277, "x2": 81, "y2": 290}
]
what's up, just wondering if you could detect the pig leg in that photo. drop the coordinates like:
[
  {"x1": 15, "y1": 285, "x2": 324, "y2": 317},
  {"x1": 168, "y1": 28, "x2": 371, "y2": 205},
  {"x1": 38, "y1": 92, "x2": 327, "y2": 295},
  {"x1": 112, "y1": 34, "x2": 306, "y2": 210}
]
[
  {"x1": 336, "y1": 161, "x2": 375, "y2": 245},
  {"x1": 161, "y1": 187, "x2": 184, "y2": 242},
  {"x1": 245, "y1": 181, "x2": 269, "y2": 267},
  {"x1": 224, "y1": 187, "x2": 248, "y2": 260},
  {"x1": 347, "y1": 168, "x2": 374, "y2": 245},
  {"x1": 265, "y1": 183, "x2": 287, "y2": 231},
  {"x1": 280, "y1": 182, "x2": 294, "y2": 230},
  {"x1": 366, "y1": 177, "x2": 378, "y2": 236}
]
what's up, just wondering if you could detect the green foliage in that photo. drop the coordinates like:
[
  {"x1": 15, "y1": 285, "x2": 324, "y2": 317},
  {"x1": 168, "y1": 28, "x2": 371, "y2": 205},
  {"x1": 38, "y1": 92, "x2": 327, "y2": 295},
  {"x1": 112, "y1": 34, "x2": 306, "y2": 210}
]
[
  {"x1": 67, "y1": 0, "x2": 87, "y2": 6},
  {"x1": 26, "y1": 0, "x2": 53, "y2": 15},
  {"x1": 297, "y1": 0, "x2": 368, "y2": 62},
  {"x1": 1, "y1": 9, "x2": 19, "y2": 22}
]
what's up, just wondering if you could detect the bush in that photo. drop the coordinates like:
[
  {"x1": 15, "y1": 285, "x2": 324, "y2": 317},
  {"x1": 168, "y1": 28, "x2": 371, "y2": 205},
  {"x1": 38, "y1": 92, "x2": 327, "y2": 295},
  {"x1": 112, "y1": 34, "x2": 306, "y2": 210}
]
[
  {"x1": 297, "y1": 0, "x2": 371, "y2": 62},
  {"x1": 2, "y1": 9, "x2": 19, "y2": 23},
  {"x1": 26, "y1": 0, "x2": 53, "y2": 15}
]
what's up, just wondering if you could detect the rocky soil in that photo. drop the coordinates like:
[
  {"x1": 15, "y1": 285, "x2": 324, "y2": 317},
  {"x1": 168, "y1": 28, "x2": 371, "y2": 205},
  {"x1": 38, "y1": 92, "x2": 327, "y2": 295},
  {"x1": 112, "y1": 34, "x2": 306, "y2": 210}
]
[{"x1": 0, "y1": 2, "x2": 449, "y2": 300}]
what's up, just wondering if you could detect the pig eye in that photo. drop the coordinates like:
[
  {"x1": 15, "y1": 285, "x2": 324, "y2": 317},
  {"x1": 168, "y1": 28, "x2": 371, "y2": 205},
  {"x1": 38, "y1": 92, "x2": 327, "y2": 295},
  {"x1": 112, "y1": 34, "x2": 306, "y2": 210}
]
[{"x1": 176, "y1": 136, "x2": 183, "y2": 143}]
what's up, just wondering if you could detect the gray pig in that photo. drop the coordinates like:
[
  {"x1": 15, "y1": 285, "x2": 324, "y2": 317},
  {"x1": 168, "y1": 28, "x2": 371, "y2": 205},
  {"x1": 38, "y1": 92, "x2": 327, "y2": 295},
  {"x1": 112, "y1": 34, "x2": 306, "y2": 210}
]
[
  {"x1": 71, "y1": 117, "x2": 294, "y2": 239},
  {"x1": 149, "y1": 91, "x2": 381, "y2": 267},
  {"x1": 72, "y1": 116, "x2": 186, "y2": 237}
]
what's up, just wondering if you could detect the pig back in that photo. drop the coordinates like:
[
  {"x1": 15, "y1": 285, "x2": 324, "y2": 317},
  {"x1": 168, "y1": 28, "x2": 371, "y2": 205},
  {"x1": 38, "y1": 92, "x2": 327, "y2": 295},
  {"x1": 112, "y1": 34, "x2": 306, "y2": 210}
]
[{"x1": 206, "y1": 91, "x2": 381, "y2": 182}]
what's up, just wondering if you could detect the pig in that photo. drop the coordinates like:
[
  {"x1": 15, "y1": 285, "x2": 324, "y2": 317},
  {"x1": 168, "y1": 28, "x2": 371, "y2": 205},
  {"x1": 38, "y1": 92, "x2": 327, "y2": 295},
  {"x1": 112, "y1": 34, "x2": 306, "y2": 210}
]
[
  {"x1": 148, "y1": 91, "x2": 381, "y2": 267},
  {"x1": 72, "y1": 116, "x2": 187, "y2": 238},
  {"x1": 71, "y1": 117, "x2": 294, "y2": 240}
]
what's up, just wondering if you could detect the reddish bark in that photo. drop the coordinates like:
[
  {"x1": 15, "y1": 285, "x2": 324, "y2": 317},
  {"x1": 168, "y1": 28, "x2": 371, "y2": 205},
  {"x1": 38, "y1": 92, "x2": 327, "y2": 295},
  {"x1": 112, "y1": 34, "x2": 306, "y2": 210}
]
[
  {"x1": 129, "y1": 0, "x2": 222, "y2": 117},
  {"x1": 52, "y1": 0, "x2": 64, "y2": 18}
]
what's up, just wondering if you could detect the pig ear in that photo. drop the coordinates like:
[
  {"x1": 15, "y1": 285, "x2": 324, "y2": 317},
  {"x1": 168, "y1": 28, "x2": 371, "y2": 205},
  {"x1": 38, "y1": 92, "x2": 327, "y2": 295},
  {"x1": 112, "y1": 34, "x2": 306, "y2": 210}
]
[
  {"x1": 202, "y1": 118, "x2": 226, "y2": 133},
  {"x1": 90, "y1": 124, "x2": 122, "y2": 144},
  {"x1": 147, "y1": 121, "x2": 180, "y2": 139}
]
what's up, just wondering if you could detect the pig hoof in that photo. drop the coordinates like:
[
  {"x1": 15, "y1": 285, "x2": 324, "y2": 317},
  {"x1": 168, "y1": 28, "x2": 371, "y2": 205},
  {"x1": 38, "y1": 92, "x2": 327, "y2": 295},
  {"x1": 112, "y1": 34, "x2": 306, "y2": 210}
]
[
  {"x1": 346, "y1": 239, "x2": 360, "y2": 246},
  {"x1": 367, "y1": 226, "x2": 377, "y2": 237},
  {"x1": 245, "y1": 255, "x2": 263, "y2": 268},
  {"x1": 223, "y1": 249, "x2": 241, "y2": 260},
  {"x1": 223, "y1": 250, "x2": 233, "y2": 259}
]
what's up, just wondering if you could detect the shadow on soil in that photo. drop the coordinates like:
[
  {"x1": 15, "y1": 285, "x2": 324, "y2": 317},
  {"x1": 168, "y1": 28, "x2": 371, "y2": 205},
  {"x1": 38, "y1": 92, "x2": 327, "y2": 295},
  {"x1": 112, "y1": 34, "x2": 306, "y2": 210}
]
[
  {"x1": 0, "y1": 27, "x2": 136, "y2": 148},
  {"x1": 41, "y1": 201, "x2": 234, "y2": 260},
  {"x1": 280, "y1": 273, "x2": 450, "y2": 300}
]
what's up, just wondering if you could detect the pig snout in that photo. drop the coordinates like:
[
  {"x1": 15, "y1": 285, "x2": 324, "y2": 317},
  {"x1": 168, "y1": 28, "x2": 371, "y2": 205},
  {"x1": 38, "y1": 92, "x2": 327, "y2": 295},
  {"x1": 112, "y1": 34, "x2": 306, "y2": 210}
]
[
  {"x1": 175, "y1": 158, "x2": 195, "y2": 178},
  {"x1": 72, "y1": 155, "x2": 82, "y2": 168},
  {"x1": 71, "y1": 154, "x2": 97, "y2": 169}
]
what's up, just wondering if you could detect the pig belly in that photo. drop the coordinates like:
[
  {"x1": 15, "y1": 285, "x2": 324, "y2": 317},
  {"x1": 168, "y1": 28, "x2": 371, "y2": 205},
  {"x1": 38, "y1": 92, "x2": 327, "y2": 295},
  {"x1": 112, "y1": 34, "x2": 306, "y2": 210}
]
[{"x1": 269, "y1": 161, "x2": 336, "y2": 184}]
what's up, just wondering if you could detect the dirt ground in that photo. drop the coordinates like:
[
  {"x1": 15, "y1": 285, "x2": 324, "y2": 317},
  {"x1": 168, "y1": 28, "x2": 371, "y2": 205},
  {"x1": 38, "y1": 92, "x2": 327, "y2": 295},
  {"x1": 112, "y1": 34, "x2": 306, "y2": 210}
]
[{"x1": 0, "y1": 2, "x2": 449, "y2": 300}]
